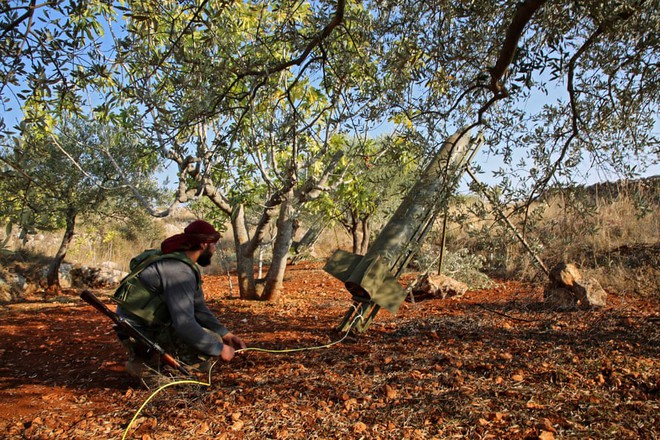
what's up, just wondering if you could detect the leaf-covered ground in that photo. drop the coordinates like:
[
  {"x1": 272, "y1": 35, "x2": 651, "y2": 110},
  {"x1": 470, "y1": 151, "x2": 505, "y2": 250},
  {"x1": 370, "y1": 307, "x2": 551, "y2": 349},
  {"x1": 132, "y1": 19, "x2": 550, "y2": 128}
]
[{"x1": 0, "y1": 262, "x2": 657, "y2": 439}]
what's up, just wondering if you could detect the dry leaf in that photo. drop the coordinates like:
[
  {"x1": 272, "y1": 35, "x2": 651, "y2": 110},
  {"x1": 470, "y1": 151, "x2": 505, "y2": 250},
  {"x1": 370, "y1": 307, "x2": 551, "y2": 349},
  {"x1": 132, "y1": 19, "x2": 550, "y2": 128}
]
[
  {"x1": 492, "y1": 412, "x2": 506, "y2": 422},
  {"x1": 526, "y1": 400, "x2": 544, "y2": 409},
  {"x1": 539, "y1": 430, "x2": 555, "y2": 440},
  {"x1": 542, "y1": 418, "x2": 557, "y2": 433},
  {"x1": 344, "y1": 398, "x2": 358, "y2": 411},
  {"x1": 353, "y1": 422, "x2": 368, "y2": 433},
  {"x1": 196, "y1": 421, "x2": 210, "y2": 435}
]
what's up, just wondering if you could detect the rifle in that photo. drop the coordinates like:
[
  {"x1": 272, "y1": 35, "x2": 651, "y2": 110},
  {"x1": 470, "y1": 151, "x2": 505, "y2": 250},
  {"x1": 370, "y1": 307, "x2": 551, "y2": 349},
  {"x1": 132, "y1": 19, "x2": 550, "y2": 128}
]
[{"x1": 80, "y1": 289, "x2": 191, "y2": 377}]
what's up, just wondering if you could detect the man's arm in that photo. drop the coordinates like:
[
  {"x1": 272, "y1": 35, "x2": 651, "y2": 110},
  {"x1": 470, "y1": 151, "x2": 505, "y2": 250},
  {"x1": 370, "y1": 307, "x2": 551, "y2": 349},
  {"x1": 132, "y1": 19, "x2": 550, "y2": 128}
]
[
  {"x1": 193, "y1": 293, "x2": 229, "y2": 337},
  {"x1": 150, "y1": 260, "x2": 225, "y2": 356}
]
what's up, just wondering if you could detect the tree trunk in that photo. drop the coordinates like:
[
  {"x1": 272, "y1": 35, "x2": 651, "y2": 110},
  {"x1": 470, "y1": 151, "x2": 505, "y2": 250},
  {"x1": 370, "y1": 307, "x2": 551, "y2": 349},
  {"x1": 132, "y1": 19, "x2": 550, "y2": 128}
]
[
  {"x1": 348, "y1": 211, "x2": 370, "y2": 255},
  {"x1": 261, "y1": 194, "x2": 296, "y2": 301},
  {"x1": 230, "y1": 205, "x2": 258, "y2": 300},
  {"x1": 46, "y1": 208, "x2": 77, "y2": 292},
  {"x1": 358, "y1": 215, "x2": 370, "y2": 255},
  {"x1": 349, "y1": 211, "x2": 360, "y2": 254},
  {"x1": 351, "y1": 225, "x2": 360, "y2": 254}
]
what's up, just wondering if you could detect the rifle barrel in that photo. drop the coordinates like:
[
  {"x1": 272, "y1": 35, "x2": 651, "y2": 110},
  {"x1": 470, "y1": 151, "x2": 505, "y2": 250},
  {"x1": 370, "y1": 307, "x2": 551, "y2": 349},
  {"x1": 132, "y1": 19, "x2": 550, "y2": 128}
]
[{"x1": 80, "y1": 289, "x2": 119, "y2": 323}]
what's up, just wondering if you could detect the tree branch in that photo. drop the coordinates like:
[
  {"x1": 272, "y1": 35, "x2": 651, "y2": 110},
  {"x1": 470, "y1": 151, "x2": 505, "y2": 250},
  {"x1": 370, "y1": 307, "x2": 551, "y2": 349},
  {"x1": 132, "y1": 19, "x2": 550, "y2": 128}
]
[
  {"x1": 0, "y1": 0, "x2": 41, "y2": 40},
  {"x1": 525, "y1": 3, "x2": 642, "y2": 206},
  {"x1": 489, "y1": 0, "x2": 548, "y2": 94},
  {"x1": 239, "y1": 0, "x2": 346, "y2": 78}
]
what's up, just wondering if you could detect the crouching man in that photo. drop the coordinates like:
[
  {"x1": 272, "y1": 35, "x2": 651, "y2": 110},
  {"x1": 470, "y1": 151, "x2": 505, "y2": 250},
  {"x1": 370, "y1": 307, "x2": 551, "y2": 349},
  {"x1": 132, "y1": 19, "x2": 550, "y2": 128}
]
[{"x1": 113, "y1": 220, "x2": 246, "y2": 387}]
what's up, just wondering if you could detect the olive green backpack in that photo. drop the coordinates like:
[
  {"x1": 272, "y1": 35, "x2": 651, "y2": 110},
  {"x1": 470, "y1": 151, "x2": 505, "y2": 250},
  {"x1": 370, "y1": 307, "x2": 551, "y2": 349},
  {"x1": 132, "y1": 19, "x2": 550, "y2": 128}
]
[{"x1": 113, "y1": 249, "x2": 201, "y2": 327}]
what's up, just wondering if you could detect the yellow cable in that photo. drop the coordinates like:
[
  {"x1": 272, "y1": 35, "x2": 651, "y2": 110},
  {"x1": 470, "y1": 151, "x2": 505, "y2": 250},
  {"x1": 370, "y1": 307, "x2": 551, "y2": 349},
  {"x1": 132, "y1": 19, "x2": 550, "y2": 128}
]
[
  {"x1": 121, "y1": 379, "x2": 211, "y2": 440},
  {"x1": 122, "y1": 309, "x2": 363, "y2": 439},
  {"x1": 235, "y1": 322, "x2": 357, "y2": 354}
]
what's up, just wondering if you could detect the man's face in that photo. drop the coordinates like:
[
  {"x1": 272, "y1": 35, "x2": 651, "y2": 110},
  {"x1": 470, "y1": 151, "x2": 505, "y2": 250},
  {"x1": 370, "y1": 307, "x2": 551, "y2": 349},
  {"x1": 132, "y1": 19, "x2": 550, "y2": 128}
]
[{"x1": 197, "y1": 243, "x2": 215, "y2": 267}]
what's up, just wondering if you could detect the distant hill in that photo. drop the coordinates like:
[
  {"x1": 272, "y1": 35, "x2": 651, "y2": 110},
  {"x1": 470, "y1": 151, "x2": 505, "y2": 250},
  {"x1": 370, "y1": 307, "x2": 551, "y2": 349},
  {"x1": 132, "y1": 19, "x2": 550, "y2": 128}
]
[{"x1": 543, "y1": 175, "x2": 659, "y2": 204}]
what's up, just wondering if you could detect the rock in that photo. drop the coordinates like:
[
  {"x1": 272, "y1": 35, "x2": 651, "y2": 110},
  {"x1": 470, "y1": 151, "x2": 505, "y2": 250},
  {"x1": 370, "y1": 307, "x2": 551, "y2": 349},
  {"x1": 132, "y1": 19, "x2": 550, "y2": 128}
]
[
  {"x1": 549, "y1": 262, "x2": 582, "y2": 288},
  {"x1": 544, "y1": 262, "x2": 607, "y2": 309},
  {"x1": 103, "y1": 268, "x2": 126, "y2": 285},
  {"x1": 574, "y1": 278, "x2": 607, "y2": 308},
  {"x1": 101, "y1": 261, "x2": 120, "y2": 270},
  {"x1": 59, "y1": 263, "x2": 72, "y2": 288},
  {"x1": 543, "y1": 287, "x2": 577, "y2": 309},
  {"x1": 70, "y1": 264, "x2": 127, "y2": 288},
  {"x1": 70, "y1": 266, "x2": 101, "y2": 288},
  {"x1": 5, "y1": 273, "x2": 27, "y2": 293},
  {"x1": 0, "y1": 278, "x2": 11, "y2": 302},
  {"x1": 42, "y1": 264, "x2": 73, "y2": 288},
  {"x1": 413, "y1": 274, "x2": 468, "y2": 300},
  {"x1": 0, "y1": 273, "x2": 30, "y2": 301}
]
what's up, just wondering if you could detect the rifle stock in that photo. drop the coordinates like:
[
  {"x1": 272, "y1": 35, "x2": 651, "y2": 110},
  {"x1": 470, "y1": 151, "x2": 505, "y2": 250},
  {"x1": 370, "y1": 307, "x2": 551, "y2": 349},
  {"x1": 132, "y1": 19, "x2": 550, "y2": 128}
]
[{"x1": 80, "y1": 290, "x2": 190, "y2": 376}]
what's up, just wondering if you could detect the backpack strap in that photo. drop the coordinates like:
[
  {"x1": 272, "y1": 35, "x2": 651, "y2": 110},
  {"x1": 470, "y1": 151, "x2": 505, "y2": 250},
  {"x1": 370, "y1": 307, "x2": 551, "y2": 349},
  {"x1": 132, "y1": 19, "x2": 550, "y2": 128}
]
[{"x1": 113, "y1": 251, "x2": 200, "y2": 327}]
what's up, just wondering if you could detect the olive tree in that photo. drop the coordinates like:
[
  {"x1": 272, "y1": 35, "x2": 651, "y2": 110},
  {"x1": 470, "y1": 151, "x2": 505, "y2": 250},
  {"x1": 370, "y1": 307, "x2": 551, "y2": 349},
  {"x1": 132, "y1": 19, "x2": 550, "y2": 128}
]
[{"x1": 0, "y1": 117, "x2": 160, "y2": 290}]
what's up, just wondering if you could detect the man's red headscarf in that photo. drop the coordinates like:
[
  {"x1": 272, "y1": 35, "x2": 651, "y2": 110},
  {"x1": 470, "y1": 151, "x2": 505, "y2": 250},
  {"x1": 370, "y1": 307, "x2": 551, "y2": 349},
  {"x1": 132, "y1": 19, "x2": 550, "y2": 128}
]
[{"x1": 161, "y1": 220, "x2": 221, "y2": 254}]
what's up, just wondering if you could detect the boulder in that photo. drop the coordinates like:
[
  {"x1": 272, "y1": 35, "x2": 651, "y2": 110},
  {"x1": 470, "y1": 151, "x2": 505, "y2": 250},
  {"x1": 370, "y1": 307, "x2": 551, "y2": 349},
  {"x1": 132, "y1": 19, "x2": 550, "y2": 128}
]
[
  {"x1": 549, "y1": 262, "x2": 582, "y2": 288},
  {"x1": 574, "y1": 278, "x2": 608, "y2": 308},
  {"x1": 542, "y1": 287, "x2": 577, "y2": 309},
  {"x1": 0, "y1": 278, "x2": 12, "y2": 302},
  {"x1": 544, "y1": 262, "x2": 607, "y2": 308},
  {"x1": 42, "y1": 263, "x2": 73, "y2": 288},
  {"x1": 412, "y1": 274, "x2": 468, "y2": 301},
  {"x1": 0, "y1": 272, "x2": 36, "y2": 301},
  {"x1": 8, "y1": 273, "x2": 27, "y2": 292},
  {"x1": 100, "y1": 261, "x2": 121, "y2": 271},
  {"x1": 70, "y1": 264, "x2": 127, "y2": 288}
]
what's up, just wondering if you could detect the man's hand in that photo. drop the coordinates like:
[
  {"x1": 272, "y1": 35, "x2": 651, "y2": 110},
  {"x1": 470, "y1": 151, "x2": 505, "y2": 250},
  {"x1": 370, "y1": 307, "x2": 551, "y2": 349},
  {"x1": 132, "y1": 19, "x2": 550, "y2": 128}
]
[
  {"x1": 223, "y1": 332, "x2": 247, "y2": 350},
  {"x1": 217, "y1": 333, "x2": 246, "y2": 362},
  {"x1": 219, "y1": 343, "x2": 235, "y2": 362}
]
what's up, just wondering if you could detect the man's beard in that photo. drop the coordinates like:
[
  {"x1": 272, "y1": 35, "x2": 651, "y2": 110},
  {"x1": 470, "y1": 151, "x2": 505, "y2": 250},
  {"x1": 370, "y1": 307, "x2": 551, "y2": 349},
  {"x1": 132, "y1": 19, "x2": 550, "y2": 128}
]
[{"x1": 197, "y1": 246, "x2": 214, "y2": 267}]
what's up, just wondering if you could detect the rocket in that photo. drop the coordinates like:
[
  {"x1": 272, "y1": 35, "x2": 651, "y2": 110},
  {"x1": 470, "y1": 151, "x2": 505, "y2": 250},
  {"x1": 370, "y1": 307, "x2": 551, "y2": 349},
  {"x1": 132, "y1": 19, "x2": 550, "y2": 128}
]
[{"x1": 324, "y1": 128, "x2": 482, "y2": 332}]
